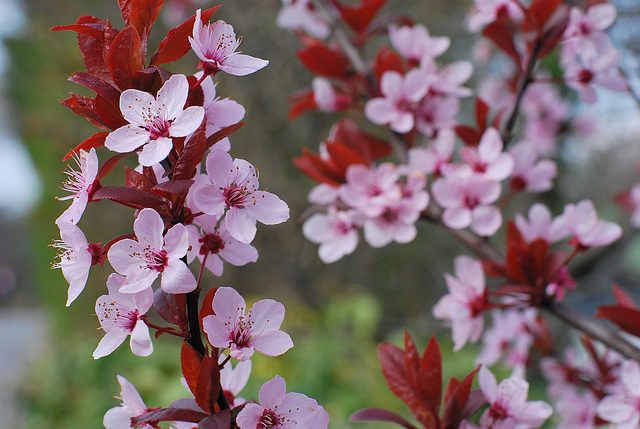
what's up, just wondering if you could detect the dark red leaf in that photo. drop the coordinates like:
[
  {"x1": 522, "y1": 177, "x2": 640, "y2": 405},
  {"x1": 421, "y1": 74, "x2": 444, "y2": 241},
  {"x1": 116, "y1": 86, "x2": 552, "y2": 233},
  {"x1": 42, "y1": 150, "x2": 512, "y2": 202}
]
[
  {"x1": 475, "y1": 98, "x2": 489, "y2": 131},
  {"x1": 152, "y1": 179, "x2": 194, "y2": 201},
  {"x1": 173, "y1": 119, "x2": 206, "y2": 180},
  {"x1": 325, "y1": 142, "x2": 367, "y2": 174},
  {"x1": 293, "y1": 148, "x2": 343, "y2": 186},
  {"x1": 131, "y1": 66, "x2": 172, "y2": 93},
  {"x1": 350, "y1": 408, "x2": 418, "y2": 429},
  {"x1": 107, "y1": 25, "x2": 144, "y2": 90},
  {"x1": 131, "y1": 407, "x2": 209, "y2": 426},
  {"x1": 418, "y1": 335, "x2": 442, "y2": 418},
  {"x1": 150, "y1": 6, "x2": 221, "y2": 66},
  {"x1": 287, "y1": 89, "x2": 317, "y2": 119},
  {"x1": 92, "y1": 185, "x2": 170, "y2": 213},
  {"x1": 181, "y1": 342, "x2": 204, "y2": 396},
  {"x1": 403, "y1": 331, "x2": 421, "y2": 393},
  {"x1": 338, "y1": 0, "x2": 389, "y2": 34},
  {"x1": 63, "y1": 132, "x2": 108, "y2": 161},
  {"x1": 612, "y1": 283, "x2": 638, "y2": 310},
  {"x1": 297, "y1": 38, "x2": 350, "y2": 80},
  {"x1": 441, "y1": 368, "x2": 480, "y2": 429},
  {"x1": 454, "y1": 126, "x2": 481, "y2": 147},
  {"x1": 153, "y1": 288, "x2": 188, "y2": 330},
  {"x1": 528, "y1": 0, "x2": 563, "y2": 30},
  {"x1": 98, "y1": 153, "x2": 130, "y2": 180},
  {"x1": 125, "y1": 165, "x2": 155, "y2": 192},
  {"x1": 95, "y1": 94, "x2": 127, "y2": 130},
  {"x1": 328, "y1": 118, "x2": 391, "y2": 162},
  {"x1": 195, "y1": 354, "x2": 221, "y2": 414},
  {"x1": 118, "y1": 0, "x2": 164, "y2": 48},
  {"x1": 69, "y1": 72, "x2": 121, "y2": 101},
  {"x1": 482, "y1": 20, "x2": 521, "y2": 65},
  {"x1": 60, "y1": 94, "x2": 104, "y2": 128},
  {"x1": 205, "y1": 122, "x2": 245, "y2": 151},
  {"x1": 373, "y1": 46, "x2": 405, "y2": 87},
  {"x1": 596, "y1": 305, "x2": 640, "y2": 337},
  {"x1": 199, "y1": 409, "x2": 231, "y2": 429},
  {"x1": 200, "y1": 287, "x2": 218, "y2": 334}
]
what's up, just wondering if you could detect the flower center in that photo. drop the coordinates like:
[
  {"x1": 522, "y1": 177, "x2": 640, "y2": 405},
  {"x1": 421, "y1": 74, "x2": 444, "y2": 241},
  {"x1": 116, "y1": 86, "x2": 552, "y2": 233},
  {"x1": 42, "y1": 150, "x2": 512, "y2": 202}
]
[
  {"x1": 258, "y1": 410, "x2": 282, "y2": 429},
  {"x1": 144, "y1": 248, "x2": 168, "y2": 272},
  {"x1": 98, "y1": 301, "x2": 139, "y2": 331},
  {"x1": 231, "y1": 315, "x2": 253, "y2": 348},
  {"x1": 225, "y1": 186, "x2": 247, "y2": 208},
  {"x1": 147, "y1": 118, "x2": 172, "y2": 140},
  {"x1": 464, "y1": 195, "x2": 479, "y2": 210},
  {"x1": 578, "y1": 69, "x2": 594, "y2": 84},
  {"x1": 199, "y1": 233, "x2": 226, "y2": 255}
]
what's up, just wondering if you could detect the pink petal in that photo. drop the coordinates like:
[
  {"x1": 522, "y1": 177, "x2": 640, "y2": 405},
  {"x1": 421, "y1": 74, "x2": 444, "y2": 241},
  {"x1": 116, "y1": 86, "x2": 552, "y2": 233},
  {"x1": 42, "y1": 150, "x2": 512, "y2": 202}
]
[
  {"x1": 164, "y1": 223, "x2": 190, "y2": 259},
  {"x1": 478, "y1": 366, "x2": 497, "y2": 403},
  {"x1": 120, "y1": 89, "x2": 156, "y2": 127},
  {"x1": 236, "y1": 403, "x2": 264, "y2": 429},
  {"x1": 207, "y1": 98, "x2": 245, "y2": 127},
  {"x1": 160, "y1": 260, "x2": 196, "y2": 293},
  {"x1": 213, "y1": 287, "x2": 246, "y2": 320},
  {"x1": 205, "y1": 150, "x2": 235, "y2": 186},
  {"x1": 138, "y1": 137, "x2": 173, "y2": 166},
  {"x1": 364, "y1": 98, "x2": 397, "y2": 125},
  {"x1": 250, "y1": 299, "x2": 286, "y2": 334},
  {"x1": 105, "y1": 125, "x2": 151, "y2": 153},
  {"x1": 243, "y1": 191, "x2": 290, "y2": 225},
  {"x1": 251, "y1": 330, "x2": 294, "y2": 357},
  {"x1": 225, "y1": 208, "x2": 258, "y2": 243},
  {"x1": 219, "y1": 53, "x2": 269, "y2": 76},
  {"x1": 442, "y1": 207, "x2": 472, "y2": 229},
  {"x1": 380, "y1": 71, "x2": 403, "y2": 97},
  {"x1": 202, "y1": 314, "x2": 233, "y2": 348},
  {"x1": 108, "y1": 239, "x2": 146, "y2": 275},
  {"x1": 220, "y1": 240, "x2": 258, "y2": 266},
  {"x1": 471, "y1": 205, "x2": 502, "y2": 236},
  {"x1": 129, "y1": 320, "x2": 153, "y2": 357},
  {"x1": 134, "y1": 208, "x2": 165, "y2": 249},
  {"x1": 258, "y1": 375, "x2": 287, "y2": 408},
  {"x1": 156, "y1": 74, "x2": 190, "y2": 120},
  {"x1": 93, "y1": 328, "x2": 129, "y2": 359},
  {"x1": 170, "y1": 106, "x2": 205, "y2": 137}
]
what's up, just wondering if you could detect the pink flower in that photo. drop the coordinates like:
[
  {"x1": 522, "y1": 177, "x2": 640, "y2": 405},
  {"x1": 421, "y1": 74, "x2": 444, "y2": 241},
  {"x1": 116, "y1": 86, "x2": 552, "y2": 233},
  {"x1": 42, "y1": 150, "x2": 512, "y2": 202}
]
[
  {"x1": 191, "y1": 150, "x2": 290, "y2": 243},
  {"x1": 406, "y1": 128, "x2": 455, "y2": 176},
  {"x1": 564, "y1": 45, "x2": 627, "y2": 104},
  {"x1": 104, "y1": 375, "x2": 153, "y2": 429},
  {"x1": 597, "y1": 360, "x2": 640, "y2": 428},
  {"x1": 190, "y1": 9, "x2": 269, "y2": 76},
  {"x1": 186, "y1": 215, "x2": 259, "y2": 276},
  {"x1": 555, "y1": 388, "x2": 597, "y2": 429},
  {"x1": 277, "y1": 0, "x2": 330, "y2": 39},
  {"x1": 236, "y1": 375, "x2": 328, "y2": 429},
  {"x1": 460, "y1": 127, "x2": 514, "y2": 181},
  {"x1": 339, "y1": 163, "x2": 401, "y2": 217},
  {"x1": 52, "y1": 219, "x2": 92, "y2": 306},
  {"x1": 414, "y1": 95, "x2": 460, "y2": 137},
  {"x1": 93, "y1": 274, "x2": 154, "y2": 359},
  {"x1": 433, "y1": 255, "x2": 489, "y2": 351},
  {"x1": 564, "y1": 4, "x2": 616, "y2": 54},
  {"x1": 421, "y1": 59, "x2": 473, "y2": 98},
  {"x1": 545, "y1": 267, "x2": 576, "y2": 301},
  {"x1": 431, "y1": 166, "x2": 502, "y2": 236},
  {"x1": 388, "y1": 24, "x2": 450, "y2": 65},
  {"x1": 468, "y1": 0, "x2": 525, "y2": 32},
  {"x1": 302, "y1": 207, "x2": 362, "y2": 263},
  {"x1": 202, "y1": 287, "x2": 293, "y2": 361},
  {"x1": 107, "y1": 208, "x2": 196, "y2": 294},
  {"x1": 56, "y1": 148, "x2": 98, "y2": 224},
  {"x1": 312, "y1": 77, "x2": 350, "y2": 112},
  {"x1": 514, "y1": 203, "x2": 568, "y2": 244},
  {"x1": 478, "y1": 366, "x2": 553, "y2": 428},
  {"x1": 220, "y1": 354, "x2": 252, "y2": 407},
  {"x1": 364, "y1": 69, "x2": 429, "y2": 133},
  {"x1": 509, "y1": 142, "x2": 557, "y2": 192},
  {"x1": 105, "y1": 74, "x2": 205, "y2": 166},
  {"x1": 560, "y1": 199, "x2": 622, "y2": 248}
]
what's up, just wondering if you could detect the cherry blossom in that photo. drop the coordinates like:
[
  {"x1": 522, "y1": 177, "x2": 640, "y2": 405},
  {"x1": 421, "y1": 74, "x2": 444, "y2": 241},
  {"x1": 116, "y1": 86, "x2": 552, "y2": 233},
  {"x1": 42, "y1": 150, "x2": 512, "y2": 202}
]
[
  {"x1": 339, "y1": 163, "x2": 401, "y2": 217},
  {"x1": 186, "y1": 215, "x2": 258, "y2": 276},
  {"x1": 236, "y1": 375, "x2": 328, "y2": 429},
  {"x1": 563, "y1": 4, "x2": 617, "y2": 54},
  {"x1": 388, "y1": 24, "x2": 450, "y2": 65},
  {"x1": 364, "y1": 69, "x2": 429, "y2": 133},
  {"x1": 312, "y1": 77, "x2": 350, "y2": 112},
  {"x1": 460, "y1": 127, "x2": 514, "y2": 181},
  {"x1": 560, "y1": 199, "x2": 622, "y2": 248},
  {"x1": 431, "y1": 166, "x2": 502, "y2": 236},
  {"x1": 104, "y1": 375, "x2": 153, "y2": 429},
  {"x1": 107, "y1": 208, "x2": 196, "y2": 294},
  {"x1": 509, "y1": 142, "x2": 557, "y2": 193},
  {"x1": 414, "y1": 95, "x2": 460, "y2": 137},
  {"x1": 433, "y1": 255, "x2": 489, "y2": 351},
  {"x1": 477, "y1": 366, "x2": 553, "y2": 429},
  {"x1": 514, "y1": 203, "x2": 568, "y2": 244},
  {"x1": 190, "y1": 9, "x2": 269, "y2": 76},
  {"x1": 597, "y1": 359, "x2": 640, "y2": 428},
  {"x1": 202, "y1": 287, "x2": 293, "y2": 361},
  {"x1": 421, "y1": 58, "x2": 473, "y2": 98},
  {"x1": 93, "y1": 274, "x2": 154, "y2": 359},
  {"x1": 302, "y1": 207, "x2": 362, "y2": 263},
  {"x1": 219, "y1": 354, "x2": 252, "y2": 407},
  {"x1": 555, "y1": 387, "x2": 597, "y2": 429},
  {"x1": 191, "y1": 150, "x2": 290, "y2": 243},
  {"x1": 277, "y1": 0, "x2": 330, "y2": 39},
  {"x1": 406, "y1": 128, "x2": 455, "y2": 176},
  {"x1": 56, "y1": 148, "x2": 98, "y2": 224},
  {"x1": 52, "y1": 219, "x2": 92, "y2": 306},
  {"x1": 105, "y1": 74, "x2": 205, "y2": 166},
  {"x1": 467, "y1": 0, "x2": 525, "y2": 32}
]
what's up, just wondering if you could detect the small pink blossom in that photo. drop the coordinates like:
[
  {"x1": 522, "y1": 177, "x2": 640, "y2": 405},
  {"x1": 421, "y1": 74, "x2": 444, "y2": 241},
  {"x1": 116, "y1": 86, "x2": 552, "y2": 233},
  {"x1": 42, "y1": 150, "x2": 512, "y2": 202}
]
[
  {"x1": 312, "y1": 77, "x2": 350, "y2": 112},
  {"x1": 190, "y1": 9, "x2": 269, "y2": 76},
  {"x1": 105, "y1": 74, "x2": 205, "y2": 166},
  {"x1": 236, "y1": 375, "x2": 328, "y2": 429},
  {"x1": 597, "y1": 359, "x2": 640, "y2": 428},
  {"x1": 460, "y1": 127, "x2": 514, "y2": 181},
  {"x1": 56, "y1": 148, "x2": 98, "y2": 224},
  {"x1": 509, "y1": 142, "x2": 557, "y2": 192},
  {"x1": 104, "y1": 375, "x2": 153, "y2": 429},
  {"x1": 468, "y1": 0, "x2": 525, "y2": 32},
  {"x1": 414, "y1": 95, "x2": 460, "y2": 137},
  {"x1": 388, "y1": 24, "x2": 450, "y2": 65},
  {"x1": 303, "y1": 207, "x2": 362, "y2": 263},
  {"x1": 421, "y1": 59, "x2": 473, "y2": 98},
  {"x1": 52, "y1": 219, "x2": 92, "y2": 306},
  {"x1": 555, "y1": 387, "x2": 597, "y2": 429},
  {"x1": 514, "y1": 203, "x2": 568, "y2": 244},
  {"x1": 339, "y1": 163, "x2": 401, "y2": 217},
  {"x1": 220, "y1": 354, "x2": 252, "y2": 407},
  {"x1": 406, "y1": 128, "x2": 455, "y2": 176},
  {"x1": 277, "y1": 0, "x2": 330, "y2": 39},
  {"x1": 108, "y1": 208, "x2": 196, "y2": 294},
  {"x1": 559, "y1": 199, "x2": 622, "y2": 248},
  {"x1": 563, "y1": 4, "x2": 616, "y2": 54},
  {"x1": 364, "y1": 69, "x2": 430, "y2": 133},
  {"x1": 433, "y1": 255, "x2": 489, "y2": 351},
  {"x1": 93, "y1": 274, "x2": 154, "y2": 359},
  {"x1": 191, "y1": 150, "x2": 290, "y2": 243},
  {"x1": 564, "y1": 45, "x2": 627, "y2": 104},
  {"x1": 202, "y1": 287, "x2": 293, "y2": 361},
  {"x1": 478, "y1": 366, "x2": 553, "y2": 429}
]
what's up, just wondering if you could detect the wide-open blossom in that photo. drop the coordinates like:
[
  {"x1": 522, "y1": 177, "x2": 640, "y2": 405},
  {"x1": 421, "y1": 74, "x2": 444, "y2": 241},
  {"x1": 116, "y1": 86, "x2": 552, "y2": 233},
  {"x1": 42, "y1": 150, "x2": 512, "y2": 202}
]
[
  {"x1": 597, "y1": 359, "x2": 640, "y2": 428},
  {"x1": 433, "y1": 255, "x2": 489, "y2": 351},
  {"x1": 560, "y1": 199, "x2": 622, "y2": 248},
  {"x1": 93, "y1": 273, "x2": 154, "y2": 359},
  {"x1": 190, "y1": 9, "x2": 268, "y2": 76},
  {"x1": 277, "y1": 0, "x2": 330, "y2": 39},
  {"x1": 509, "y1": 142, "x2": 556, "y2": 193},
  {"x1": 339, "y1": 163, "x2": 401, "y2": 217},
  {"x1": 219, "y1": 354, "x2": 252, "y2": 407},
  {"x1": 555, "y1": 387, "x2": 598, "y2": 429},
  {"x1": 478, "y1": 366, "x2": 553, "y2": 428},
  {"x1": 460, "y1": 127, "x2": 514, "y2": 181},
  {"x1": 52, "y1": 219, "x2": 92, "y2": 306},
  {"x1": 364, "y1": 69, "x2": 429, "y2": 133},
  {"x1": 303, "y1": 207, "x2": 362, "y2": 263},
  {"x1": 104, "y1": 375, "x2": 153, "y2": 429},
  {"x1": 105, "y1": 74, "x2": 205, "y2": 166},
  {"x1": 57, "y1": 148, "x2": 98, "y2": 224},
  {"x1": 237, "y1": 375, "x2": 328, "y2": 429},
  {"x1": 186, "y1": 215, "x2": 258, "y2": 276},
  {"x1": 202, "y1": 287, "x2": 293, "y2": 360},
  {"x1": 406, "y1": 128, "x2": 455, "y2": 176},
  {"x1": 414, "y1": 95, "x2": 459, "y2": 137},
  {"x1": 108, "y1": 208, "x2": 196, "y2": 294},
  {"x1": 191, "y1": 150, "x2": 290, "y2": 243},
  {"x1": 514, "y1": 203, "x2": 568, "y2": 244},
  {"x1": 388, "y1": 24, "x2": 450, "y2": 65},
  {"x1": 563, "y1": 4, "x2": 616, "y2": 54}
]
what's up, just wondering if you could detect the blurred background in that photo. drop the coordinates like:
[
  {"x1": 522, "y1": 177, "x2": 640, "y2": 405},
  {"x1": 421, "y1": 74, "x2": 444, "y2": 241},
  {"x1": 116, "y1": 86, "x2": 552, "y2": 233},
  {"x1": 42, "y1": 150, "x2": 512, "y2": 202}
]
[{"x1": 1, "y1": 0, "x2": 640, "y2": 428}]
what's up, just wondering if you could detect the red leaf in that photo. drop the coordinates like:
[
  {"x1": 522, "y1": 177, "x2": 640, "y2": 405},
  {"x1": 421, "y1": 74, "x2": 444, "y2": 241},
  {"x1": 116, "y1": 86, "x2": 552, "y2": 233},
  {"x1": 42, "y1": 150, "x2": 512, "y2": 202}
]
[
  {"x1": 152, "y1": 179, "x2": 194, "y2": 202},
  {"x1": 118, "y1": 0, "x2": 164, "y2": 48},
  {"x1": 338, "y1": 0, "x2": 389, "y2": 34},
  {"x1": 403, "y1": 331, "x2": 421, "y2": 392},
  {"x1": 95, "y1": 94, "x2": 127, "y2": 130},
  {"x1": 97, "y1": 153, "x2": 129, "y2": 180},
  {"x1": 454, "y1": 126, "x2": 481, "y2": 147},
  {"x1": 293, "y1": 148, "x2": 343, "y2": 186},
  {"x1": 69, "y1": 72, "x2": 121, "y2": 102},
  {"x1": 325, "y1": 142, "x2": 366, "y2": 174},
  {"x1": 482, "y1": 20, "x2": 521, "y2": 65},
  {"x1": 528, "y1": 0, "x2": 563, "y2": 30},
  {"x1": 200, "y1": 287, "x2": 218, "y2": 334},
  {"x1": 63, "y1": 132, "x2": 108, "y2": 161},
  {"x1": 350, "y1": 408, "x2": 418, "y2": 429},
  {"x1": 612, "y1": 283, "x2": 638, "y2": 310},
  {"x1": 107, "y1": 25, "x2": 144, "y2": 90},
  {"x1": 475, "y1": 98, "x2": 489, "y2": 131},
  {"x1": 419, "y1": 335, "x2": 442, "y2": 418},
  {"x1": 596, "y1": 305, "x2": 640, "y2": 337},
  {"x1": 199, "y1": 409, "x2": 231, "y2": 429},
  {"x1": 131, "y1": 407, "x2": 209, "y2": 426},
  {"x1": 195, "y1": 354, "x2": 221, "y2": 414},
  {"x1": 373, "y1": 46, "x2": 405, "y2": 86},
  {"x1": 286, "y1": 89, "x2": 317, "y2": 120},
  {"x1": 60, "y1": 94, "x2": 104, "y2": 128},
  {"x1": 205, "y1": 122, "x2": 245, "y2": 151},
  {"x1": 173, "y1": 119, "x2": 206, "y2": 180},
  {"x1": 441, "y1": 368, "x2": 480, "y2": 429},
  {"x1": 181, "y1": 342, "x2": 204, "y2": 396},
  {"x1": 328, "y1": 118, "x2": 391, "y2": 162},
  {"x1": 153, "y1": 288, "x2": 188, "y2": 330},
  {"x1": 150, "y1": 6, "x2": 221, "y2": 66},
  {"x1": 91, "y1": 185, "x2": 170, "y2": 214},
  {"x1": 125, "y1": 165, "x2": 155, "y2": 193},
  {"x1": 297, "y1": 38, "x2": 350, "y2": 80}
]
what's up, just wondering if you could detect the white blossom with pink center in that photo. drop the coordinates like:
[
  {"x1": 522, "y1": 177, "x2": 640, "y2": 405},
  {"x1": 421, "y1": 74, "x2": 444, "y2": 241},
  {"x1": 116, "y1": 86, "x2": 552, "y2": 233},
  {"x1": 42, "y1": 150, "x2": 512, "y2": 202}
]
[
  {"x1": 364, "y1": 69, "x2": 430, "y2": 133},
  {"x1": 514, "y1": 203, "x2": 568, "y2": 244},
  {"x1": 559, "y1": 199, "x2": 622, "y2": 248},
  {"x1": 388, "y1": 24, "x2": 450, "y2": 65},
  {"x1": 431, "y1": 166, "x2": 502, "y2": 236},
  {"x1": 57, "y1": 148, "x2": 98, "y2": 224},
  {"x1": 420, "y1": 58, "x2": 474, "y2": 98},
  {"x1": 460, "y1": 127, "x2": 514, "y2": 181},
  {"x1": 93, "y1": 273, "x2": 154, "y2": 359},
  {"x1": 433, "y1": 255, "x2": 489, "y2": 351},
  {"x1": 105, "y1": 74, "x2": 205, "y2": 166},
  {"x1": 186, "y1": 215, "x2": 258, "y2": 276},
  {"x1": 406, "y1": 128, "x2": 455, "y2": 176},
  {"x1": 191, "y1": 150, "x2": 290, "y2": 243},
  {"x1": 202, "y1": 287, "x2": 293, "y2": 361},
  {"x1": 52, "y1": 219, "x2": 92, "y2": 306},
  {"x1": 104, "y1": 375, "x2": 154, "y2": 429},
  {"x1": 563, "y1": 4, "x2": 617, "y2": 54},
  {"x1": 190, "y1": 9, "x2": 268, "y2": 76},
  {"x1": 303, "y1": 207, "x2": 362, "y2": 263},
  {"x1": 478, "y1": 366, "x2": 553, "y2": 429},
  {"x1": 467, "y1": 0, "x2": 525, "y2": 32},
  {"x1": 414, "y1": 95, "x2": 460, "y2": 137},
  {"x1": 236, "y1": 375, "x2": 328, "y2": 429},
  {"x1": 508, "y1": 142, "x2": 556, "y2": 193},
  {"x1": 219, "y1": 353, "x2": 252, "y2": 407},
  {"x1": 277, "y1": 0, "x2": 330, "y2": 39},
  {"x1": 597, "y1": 360, "x2": 640, "y2": 428},
  {"x1": 555, "y1": 387, "x2": 598, "y2": 429},
  {"x1": 339, "y1": 163, "x2": 401, "y2": 217},
  {"x1": 107, "y1": 208, "x2": 196, "y2": 294}
]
